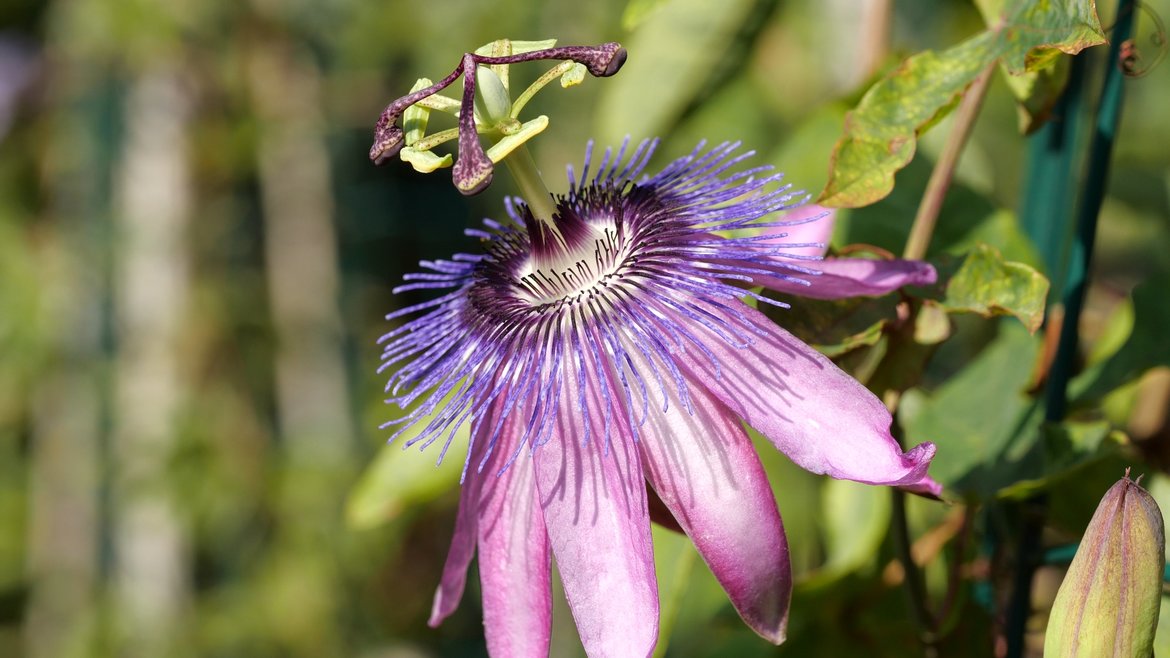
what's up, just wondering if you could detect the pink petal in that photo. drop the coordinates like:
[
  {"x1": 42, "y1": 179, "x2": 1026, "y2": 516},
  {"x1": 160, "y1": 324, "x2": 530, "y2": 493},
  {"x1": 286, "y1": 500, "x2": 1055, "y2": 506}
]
[
  {"x1": 635, "y1": 349, "x2": 791, "y2": 644},
  {"x1": 763, "y1": 204, "x2": 836, "y2": 259},
  {"x1": 753, "y1": 257, "x2": 937, "y2": 300},
  {"x1": 675, "y1": 301, "x2": 939, "y2": 493},
  {"x1": 532, "y1": 334, "x2": 659, "y2": 658},
  {"x1": 429, "y1": 396, "x2": 554, "y2": 658},
  {"x1": 428, "y1": 457, "x2": 481, "y2": 628},
  {"x1": 476, "y1": 402, "x2": 553, "y2": 656}
]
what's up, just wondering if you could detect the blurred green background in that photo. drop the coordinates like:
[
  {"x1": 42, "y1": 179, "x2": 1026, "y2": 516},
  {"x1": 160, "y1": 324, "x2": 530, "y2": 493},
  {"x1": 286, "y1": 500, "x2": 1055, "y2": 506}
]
[{"x1": 2, "y1": 0, "x2": 1169, "y2": 656}]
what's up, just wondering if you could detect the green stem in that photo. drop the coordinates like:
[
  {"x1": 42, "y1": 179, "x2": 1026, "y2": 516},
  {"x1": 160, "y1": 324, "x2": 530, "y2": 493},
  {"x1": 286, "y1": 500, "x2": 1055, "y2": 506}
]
[
  {"x1": 1020, "y1": 56, "x2": 1086, "y2": 299},
  {"x1": 892, "y1": 488, "x2": 939, "y2": 650},
  {"x1": 502, "y1": 143, "x2": 560, "y2": 228},
  {"x1": 1005, "y1": 4, "x2": 1136, "y2": 657},
  {"x1": 902, "y1": 62, "x2": 995, "y2": 261}
]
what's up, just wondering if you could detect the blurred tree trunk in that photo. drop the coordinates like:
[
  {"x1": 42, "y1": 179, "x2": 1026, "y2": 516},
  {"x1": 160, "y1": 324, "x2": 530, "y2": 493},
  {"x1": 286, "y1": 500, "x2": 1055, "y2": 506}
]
[
  {"x1": 248, "y1": 41, "x2": 353, "y2": 466},
  {"x1": 24, "y1": 46, "x2": 106, "y2": 658},
  {"x1": 825, "y1": 0, "x2": 890, "y2": 91},
  {"x1": 246, "y1": 33, "x2": 355, "y2": 655},
  {"x1": 109, "y1": 68, "x2": 194, "y2": 656}
]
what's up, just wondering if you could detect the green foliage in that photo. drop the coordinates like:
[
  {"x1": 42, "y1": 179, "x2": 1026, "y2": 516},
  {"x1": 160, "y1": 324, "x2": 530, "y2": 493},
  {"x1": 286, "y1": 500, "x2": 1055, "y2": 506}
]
[
  {"x1": 927, "y1": 243, "x2": 1050, "y2": 333},
  {"x1": 803, "y1": 479, "x2": 891, "y2": 587},
  {"x1": 900, "y1": 322, "x2": 1041, "y2": 499},
  {"x1": 596, "y1": 0, "x2": 760, "y2": 144},
  {"x1": 1071, "y1": 275, "x2": 1170, "y2": 404},
  {"x1": 818, "y1": 0, "x2": 1105, "y2": 207},
  {"x1": 764, "y1": 292, "x2": 898, "y2": 357},
  {"x1": 346, "y1": 413, "x2": 467, "y2": 529}
]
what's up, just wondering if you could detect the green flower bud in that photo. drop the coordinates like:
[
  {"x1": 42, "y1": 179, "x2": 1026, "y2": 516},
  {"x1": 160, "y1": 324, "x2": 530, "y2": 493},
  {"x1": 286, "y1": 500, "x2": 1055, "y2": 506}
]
[
  {"x1": 474, "y1": 66, "x2": 512, "y2": 126},
  {"x1": 1045, "y1": 473, "x2": 1165, "y2": 657}
]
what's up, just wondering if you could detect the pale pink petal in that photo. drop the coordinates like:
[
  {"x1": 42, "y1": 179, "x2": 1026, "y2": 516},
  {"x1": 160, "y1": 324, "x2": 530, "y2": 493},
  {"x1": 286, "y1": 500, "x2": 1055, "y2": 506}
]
[
  {"x1": 476, "y1": 406, "x2": 552, "y2": 657},
  {"x1": 674, "y1": 301, "x2": 939, "y2": 493},
  {"x1": 633, "y1": 347, "x2": 790, "y2": 644},
  {"x1": 428, "y1": 455, "x2": 481, "y2": 628},
  {"x1": 763, "y1": 204, "x2": 836, "y2": 259},
  {"x1": 429, "y1": 394, "x2": 554, "y2": 658},
  {"x1": 533, "y1": 332, "x2": 659, "y2": 658},
  {"x1": 752, "y1": 257, "x2": 937, "y2": 300}
]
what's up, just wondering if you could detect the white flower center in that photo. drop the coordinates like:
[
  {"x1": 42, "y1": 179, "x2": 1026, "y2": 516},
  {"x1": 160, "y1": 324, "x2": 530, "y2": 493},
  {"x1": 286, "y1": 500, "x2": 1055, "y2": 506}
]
[{"x1": 513, "y1": 220, "x2": 626, "y2": 307}]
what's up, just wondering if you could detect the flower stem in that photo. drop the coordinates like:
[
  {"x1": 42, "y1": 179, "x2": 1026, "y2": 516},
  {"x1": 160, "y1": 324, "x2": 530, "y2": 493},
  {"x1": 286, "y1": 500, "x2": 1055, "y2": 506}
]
[
  {"x1": 502, "y1": 143, "x2": 560, "y2": 228},
  {"x1": 892, "y1": 488, "x2": 939, "y2": 649},
  {"x1": 901, "y1": 62, "x2": 995, "y2": 261},
  {"x1": 1005, "y1": 3, "x2": 1137, "y2": 656}
]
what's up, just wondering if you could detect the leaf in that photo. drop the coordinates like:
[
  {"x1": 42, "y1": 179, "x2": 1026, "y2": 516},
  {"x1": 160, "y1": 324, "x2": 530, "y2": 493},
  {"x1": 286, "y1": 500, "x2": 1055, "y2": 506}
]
[
  {"x1": 651, "y1": 525, "x2": 698, "y2": 658},
  {"x1": 818, "y1": 0, "x2": 1104, "y2": 207},
  {"x1": 596, "y1": 0, "x2": 759, "y2": 144},
  {"x1": 763, "y1": 292, "x2": 899, "y2": 357},
  {"x1": 899, "y1": 321, "x2": 1042, "y2": 499},
  {"x1": 622, "y1": 0, "x2": 671, "y2": 31},
  {"x1": 345, "y1": 398, "x2": 469, "y2": 529},
  {"x1": 801, "y1": 478, "x2": 891, "y2": 589},
  {"x1": 932, "y1": 243, "x2": 1049, "y2": 333},
  {"x1": 995, "y1": 421, "x2": 1126, "y2": 499},
  {"x1": 1071, "y1": 276, "x2": 1170, "y2": 404},
  {"x1": 999, "y1": 52, "x2": 1071, "y2": 134},
  {"x1": 836, "y1": 157, "x2": 1040, "y2": 265}
]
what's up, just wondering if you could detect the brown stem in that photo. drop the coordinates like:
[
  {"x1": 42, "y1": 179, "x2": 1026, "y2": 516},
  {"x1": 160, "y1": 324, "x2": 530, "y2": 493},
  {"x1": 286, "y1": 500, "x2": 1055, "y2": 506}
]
[{"x1": 902, "y1": 63, "x2": 996, "y2": 261}]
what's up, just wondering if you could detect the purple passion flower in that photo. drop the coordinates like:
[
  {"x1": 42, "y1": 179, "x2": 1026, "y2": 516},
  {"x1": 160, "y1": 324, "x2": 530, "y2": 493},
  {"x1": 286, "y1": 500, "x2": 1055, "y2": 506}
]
[{"x1": 380, "y1": 139, "x2": 940, "y2": 657}]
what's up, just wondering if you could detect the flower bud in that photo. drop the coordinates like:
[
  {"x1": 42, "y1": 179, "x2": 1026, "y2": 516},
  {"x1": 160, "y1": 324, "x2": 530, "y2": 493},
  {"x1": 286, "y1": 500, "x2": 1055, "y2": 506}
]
[
  {"x1": 1044, "y1": 473, "x2": 1165, "y2": 657},
  {"x1": 474, "y1": 66, "x2": 512, "y2": 126}
]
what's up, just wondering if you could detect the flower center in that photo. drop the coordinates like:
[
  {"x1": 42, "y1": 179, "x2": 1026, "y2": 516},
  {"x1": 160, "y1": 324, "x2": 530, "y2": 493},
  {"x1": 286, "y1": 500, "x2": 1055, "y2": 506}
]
[{"x1": 513, "y1": 218, "x2": 626, "y2": 307}]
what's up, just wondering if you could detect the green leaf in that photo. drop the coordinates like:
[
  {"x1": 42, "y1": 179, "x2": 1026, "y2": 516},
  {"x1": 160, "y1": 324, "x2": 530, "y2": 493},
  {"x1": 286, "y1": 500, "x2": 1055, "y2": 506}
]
[
  {"x1": 763, "y1": 292, "x2": 899, "y2": 357},
  {"x1": 999, "y1": 52, "x2": 1071, "y2": 134},
  {"x1": 899, "y1": 322, "x2": 1042, "y2": 499},
  {"x1": 818, "y1": 0, "x2": 1104, "y2": 207},
  {"x1": 622, "y1": 0, "x2": 671, "y2": 31},
  {"x1": 923, "y1": 243, "x2": 1049, "y2": 332},
  {"x1": 651, "y1": 525, "x2": 698, "y2": 658},
  {"x1": 801, "y1": 478, "x2": 891, "y2": 589},
  {"x1": 345, "y1": 399, "x2": 469, "y2": 529},
  {"x1": 1071, "y1": 276, "x2": 1170, "y2": 404},
  {"x1": 596, "y1": 0, "x2": 759, "y2": 144},
  {"x1": 995, "y1": 421, "x2": 1126, "y2": 499}
]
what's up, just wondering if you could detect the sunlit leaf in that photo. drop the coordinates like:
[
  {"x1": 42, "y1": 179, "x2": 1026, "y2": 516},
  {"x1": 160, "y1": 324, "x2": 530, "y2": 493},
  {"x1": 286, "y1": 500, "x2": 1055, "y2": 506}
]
[
  {"x1": 1071, "y1": 276, "x2": 1170, "y2": 404},
  {"x1": 651, "y1": 525, "x2": 698, "y2": 658},
  {"x1": 899, "y1": 322, "x2": 1041, "y2": 498},
  {"x1": 801, "y1": 478, "x2": 891, "y2": 588},
  {"x1": 345, "y1": 402, "x2": 468, "y2": 529},
  {"x1": 818, "y1": 0, "x2": 1104, "y2": 207},
  {"x1": 932, "y1": 243, "x2": 1049, "y2": 333},
  {"x1": 764, "y1": 291, "x2": 899, "y2": 358},
  {"x1": 597, "y1": 0, "x2": 759, "y2": 144}
]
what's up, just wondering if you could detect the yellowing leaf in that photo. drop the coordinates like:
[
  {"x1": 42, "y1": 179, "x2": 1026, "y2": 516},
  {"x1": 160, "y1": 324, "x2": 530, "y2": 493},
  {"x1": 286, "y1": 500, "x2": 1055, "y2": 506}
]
[{"x1": 819, "y1": 0, "x2": 1105, "y2": 208}]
